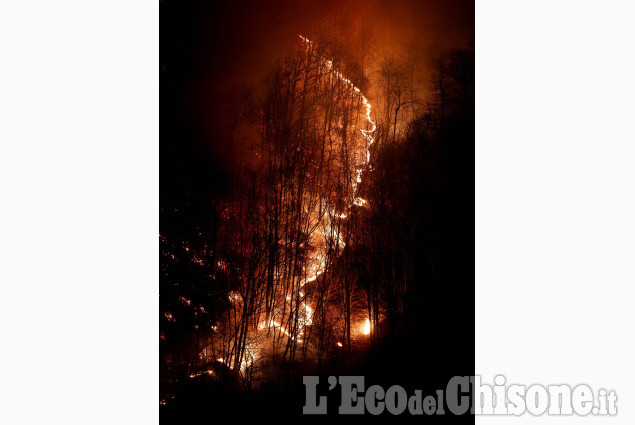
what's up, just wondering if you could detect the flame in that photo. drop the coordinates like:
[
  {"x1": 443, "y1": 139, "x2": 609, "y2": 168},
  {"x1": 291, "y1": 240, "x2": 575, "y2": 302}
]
[
  {"x1": 353, "y1": 197, "x2": 367, "y2": 207},
  {"x1": 299, "y1": 34, "x2": 376, "y2": 206},
  {"x1": 362, "y1": 318, "x2": 370, "y2": 335}
]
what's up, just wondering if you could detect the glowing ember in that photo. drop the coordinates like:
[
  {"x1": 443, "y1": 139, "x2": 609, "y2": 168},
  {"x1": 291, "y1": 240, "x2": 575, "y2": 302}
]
[
  {"x1": 353, "y1": 197, "x2": 367, "y2": 207},
  {"x1": 189, "y1": 369, "x2": 216, "y2": 379}
]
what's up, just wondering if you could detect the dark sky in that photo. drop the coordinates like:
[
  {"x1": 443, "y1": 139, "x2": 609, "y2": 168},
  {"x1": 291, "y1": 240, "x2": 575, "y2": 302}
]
[{"x1": 160, "y1": 0, "x2": 474, "y2": 234}]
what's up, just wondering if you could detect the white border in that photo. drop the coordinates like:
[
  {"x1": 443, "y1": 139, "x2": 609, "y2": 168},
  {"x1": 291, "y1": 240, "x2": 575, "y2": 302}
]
[
  {"x1": 476, "y1": 0, "x2": 635, "y2": 423},
  {"x1": 0, "y1": 1, "x2": 159, "y2": 423}
]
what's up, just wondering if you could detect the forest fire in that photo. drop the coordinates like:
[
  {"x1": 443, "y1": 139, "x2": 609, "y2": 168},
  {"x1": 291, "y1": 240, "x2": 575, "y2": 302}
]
[
  {"x1": 160, "y1": 1, "x2": 475, "y2": 414},
  {"x1": 168, "y1": 34, "x2": 383, "y2": 383},
  {"x1": 159, "y1": 0, "x2": 473, "y2": 419}
]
